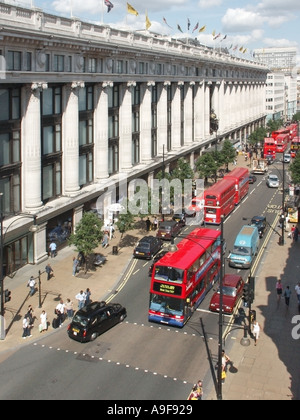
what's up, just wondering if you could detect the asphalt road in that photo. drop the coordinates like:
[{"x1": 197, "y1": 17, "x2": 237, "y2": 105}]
[{"x1": 0, "y1": 164, "x2": 286, "y2": 401}]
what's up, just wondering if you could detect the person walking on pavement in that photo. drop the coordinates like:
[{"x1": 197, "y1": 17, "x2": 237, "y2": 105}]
[
  {"x1": 27, "y1": 276, "x2": 36, "y2": 296},
  {"x1": 55, "y1": 299, "x2": 65, "y2": 327},
  {"x1": 85, "y1": 288, "x2": 92, "y2": 306},
  {"x1": 72, "y1": 256, "x2": 79, "y2": 276},
  {"x1": 102, "y1": 232, "x2": 109, "y2": 249},
  {"x1": 65, "y1": 298, "x2": 74, "y2": 320},
  {"x1": 295, "y1": 282, "x2": 300, "y2": 305},
  {"x1": 49, "y1": 241, "x2": 57, "y2": 257},
  {"x1": 196, "y1": 380, "x2": 203, "y2": 400},
  {"x1": 39, "y1": 310, "x2": 48, "y2": 332},
  {"x1": 45, "y1": 263, "x2": 54, "y2": 280},
  {"x1": 276, "y1": 279, "x2": 283, "y2": 305},
  {"x1": 293, "y1": 226, "x2": 299, "y2": 242},
  {"x1": 283, "y1": 285, "x2": 292, "y2": 308},
  {"x1": 252, "y1": 320, "x2": 261, "y2": 346},
  {"x1": 22, "y1": 315, "x2": 31, "y2": 339},
  {"x1": 75, "y1": 290, "x2": 86, "y2": 309},
  {"x1": 146, "y1": 217, "x2": 151, "y2": 232}
]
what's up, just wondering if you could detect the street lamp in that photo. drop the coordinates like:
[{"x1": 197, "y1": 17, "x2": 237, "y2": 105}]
[{"x1": 0, "y1": 193, "x2": 38, "y2": 332}]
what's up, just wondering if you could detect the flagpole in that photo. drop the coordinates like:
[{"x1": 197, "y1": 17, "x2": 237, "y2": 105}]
[
  {"x1": 70, "y1": 0, "x2": 73, "y2": 18},
  {"x1": 101, "y1": 0, "x2": 104, "y2": 24}
]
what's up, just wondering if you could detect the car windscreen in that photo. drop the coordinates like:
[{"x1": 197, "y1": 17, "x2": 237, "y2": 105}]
[{"x1": 217, "y1": 286, "x2": 237, "y2": 297}]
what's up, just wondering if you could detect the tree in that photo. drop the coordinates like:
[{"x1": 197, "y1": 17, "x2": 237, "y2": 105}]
[
  {"x1": 248, "y1": 127, "x2": 268, "y2": 146},
  {"x1": 195, "y1": 153, "x2": 218, "y2": 185},
  {"x1": 289, "y1": 153, "x2": 300, "y2": 185},
  {"x1": 68, "y1": 212, "x2": 103, "y2": 273},
  {"x1": 170, "y1": 157, "x2": 194, "y2": 183},
  {"x1": 221, "y1": 139, "x2": 236, "y2": 172},
  {"x1": 115, "y1": 211, "x2": 135, "y2": 239}
]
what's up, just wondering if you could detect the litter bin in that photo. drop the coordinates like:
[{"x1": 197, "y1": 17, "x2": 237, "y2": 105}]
[{"x1": 112, "y1": 245, "x2": 118, "y2": 255}]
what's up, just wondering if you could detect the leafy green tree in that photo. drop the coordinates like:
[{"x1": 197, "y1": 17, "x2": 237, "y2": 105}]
[
  {"x1": 248, "y1": 127, "x2": 268, "y2": 146},
  {"x1": 266, "y1": 119, "x2": 284, "y2": 135},
  {"x1": 170, "y1": 157, "x2": 194, "y2": 183},
  {"x1": 292, "y1": 112, "x2": 300, "y2": 122},
  {"x1": 289, "y1": 153, "x2": 300, "y2": 185},
  {"x1": 68, "y1": 212, "x2": 103, "y2": 273},
  {"x1": 221, "y1": 139, "x2": 236, "y2": 172},
  {"x1": 115, "y1": 202, "x2": 135, "y2": 238},
  {"x1": 195, "y1": 153, "x2": 219, "y2": 184}
]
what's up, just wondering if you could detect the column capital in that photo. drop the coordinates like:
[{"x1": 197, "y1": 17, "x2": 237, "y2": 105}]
[
  {"x1": 71, "y1": 81, "x2": 85, "y2": 90},
  {"x1": 127, "y1": 81, "x2": 136, "y2": 88},
  {"x1": 147, "y1": 81, "x2": 155, "y2": 87},
  {"x1": 163, "y1": 81, "x2": 171, "y2": 86},
  {"x1": 102, "y1": 81, "x2": 114, "y2": 88},
  {"x1": 178, "y1": 81, "x2": 184, "y2": 86},
  {"x1": 31, "y1": 82, "x2": 48, "y2": 93}
]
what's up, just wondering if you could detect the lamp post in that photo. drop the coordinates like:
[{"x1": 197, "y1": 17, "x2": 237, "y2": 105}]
[
  {"x1": 281, "y1": 157, "x2": 285, "y2": 245},
  {"x1": 0, "y1": 194, "x2": 38, "y2": 324}
]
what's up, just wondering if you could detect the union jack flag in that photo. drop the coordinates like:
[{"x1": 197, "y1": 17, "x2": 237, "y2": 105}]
[{"x1": 104, "y1": 0, "x2": 114, "y2": 13}]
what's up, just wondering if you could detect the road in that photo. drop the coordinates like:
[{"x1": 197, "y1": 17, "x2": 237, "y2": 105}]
[{"x1": 0, "y1": 164, "x2": 286, "y2": 400}]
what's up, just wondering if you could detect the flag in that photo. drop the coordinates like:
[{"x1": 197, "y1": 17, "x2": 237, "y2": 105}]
[
  {"x1": 104, "y1": 0, "x2": 114, "y2": 13},
  {"x1": 233, "y1": 45, "x2": 238, "y2": 51},
  {"x1": 243, "y1": 48, "x2": 247, "y2": 54},
  {"x1": 239, "y1": 46, "x2": 244, "y2": 52},
  {"x1": 127, "y1": 2, "x2": 138, "y2": 16},
  {"x1": 213, "y1": 33, "x2": 221, "y2": 40},
  {"x1": 198, "y1": 25, "x2": 206, "y2": 32},
  {"x1": 221, "y1": 34, "x2": 227, "y2": 41},
  {"x1": 228, "y1": 44, "x2": 233, "y2": 49},
  {"x1": 212, "y1": 29, "x2": 216, "y2": 37},
  {"x1": 192, "y1": 22, "x2": 199, "y2": 32},
  {"x1": 177, "y1": 24, "x2": 183, "y2": 33},
  {"x1": 187, "y1": 18, "x2": 191, "y2": 31},
  {"x1": 146, "y1": 11, "x2": 151, "y2": 30},
  {"x1": 162, "y1": 17, "x2": 173, "y2": 29}
]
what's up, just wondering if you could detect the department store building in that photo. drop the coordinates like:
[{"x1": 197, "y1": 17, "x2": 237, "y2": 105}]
[{"x1": 0, "y1": 4, "x2": 268, "y2": 275}]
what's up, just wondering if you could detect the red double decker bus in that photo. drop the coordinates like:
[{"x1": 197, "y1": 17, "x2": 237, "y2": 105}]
[
  {"x1": 271, "y1": 128, "x2": 289, "y2": 141},
  {"x1": 224, "y1": 167, "x2": 249, "y2": 205},
  {"x1": 286, "y1": 123, "x2": 298, "y2": 141},
  {"x1": 275, "y1": 133, "x2": 289, "y2": 153},
  {"x1": 148, "y1": 228, "x2": 221, "y2": 327},
  {"x1": 263, "y1": 137, "x2": 277, "y2": 159},
  {"x1": 204, "y1": 178, "x2": 236, "y2": 224},
  {"x1": 290, "y1": 136, "x2": 300, "y2": 158}
]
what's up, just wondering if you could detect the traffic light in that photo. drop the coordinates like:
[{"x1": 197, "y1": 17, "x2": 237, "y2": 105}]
[
  {"x1": 4, "y1": 289, "x2": 11, "y2": 303},
  {"x1": 249, "y1": 276, "x2": 255, "y2": 304},
  {"x1": 243, "y1": 283, "x2": 250, "y2": 304}
]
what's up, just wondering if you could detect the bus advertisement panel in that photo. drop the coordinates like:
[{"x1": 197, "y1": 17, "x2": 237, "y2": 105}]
[
  {"x1": 290, "y1": 136, "x2": 300, "y2": 158},
  {"x1": 148, "y1": 228, "x2": 221, "y2": 327},
  {"x1": 275, "y1": 134, "x2": 289, "y2": 153},
  {"x1": 204, "y1": 178, "x2": 236, "y2": 224},
  {"x1": 263, "y1": 137, "x2": 277, "y2": 159},
  {"x1": 224, "y1": 167, "x2": 249, "y2": 205}
]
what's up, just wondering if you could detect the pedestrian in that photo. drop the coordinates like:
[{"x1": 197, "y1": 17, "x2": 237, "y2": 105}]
[
  {"x1": 146, "y1": 217, "x2": 151, "y2": 232},
  {"x1": 39, "y1": 310, "x2": 48, "y2": 332},
  {"x1": 276, "y1": 279, "x2": 283, "y2": 304},
  {"x1": 102, "y1": 232, "x2": 109, "y2": 248},
  {"x1": 109, "y1": 222, "x2": 115, "y2": 240},
  {"x1": 295, "y1": 282, "x2": 300, "y2": 304},
  {"x1": 55, "y1": 299, "x2": 65, "y2": 327},
  {"x1": 22, "y1": 315, "x2": 31, "y2": 339},
  {"x1": 288, "y1": 225, "x2": 295, "y2": 239},
  {"x1": 293, "y1": 226, "x2": 299, "y2": 242},
  {"x1": 72, "y1": 256, "x2": 79, "y2": 276},
  {"x1": 26, "y1": 305, "x2": 35, "y2": 329},
  {"x1": 45, "y1": 263, "x2": 54, "y2": 280},
  {"x1": 75, "y1": 290, "x2": 86, "y2": 309},
  {"x1": 65, "y1": 298, "x2": 74, "y2": 320},
  {"x1": 222, "y1": 350, "x2": 231, "y2": 372},
  {"x1": 77, "y1": 251, "x2": 85, "y2": 268},
  {"x1": 27, "y1": 276, "x2": 36, "y2": 296},
  {"x1": 85, "y1": 288, "x2": 91, "y2": 306},
  {"x1": 153, "y1": 217, "x2": 158, "y2": 231},
  {"x1": 189, "y1": 384, "x2": 200, "y2": 400},
  {"x1": 252, "y1": 320, "x2": 261, "y2": 346},
  {"x1": 283, "y1": 285, "x2": 292, "y2": 308},
  {"x1": 196, "y1": 380, "x2": 203, "y2": 400},
  {"x1": 49, "y1": 241, "x2": 57, "y2": 257}
]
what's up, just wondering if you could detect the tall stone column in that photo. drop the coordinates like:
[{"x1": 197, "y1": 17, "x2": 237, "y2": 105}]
[
  {"x1": 22, "y1": 83, "x2": 47, "y2": 210},
  {"x1": 157, "y1": 82, "x2": 168, "y2": 155},
  {"x1": 119, "y1": 82, "x2": 134, "y2": 171},
  {"x1": 62, "y1": 82, "x2": 83, "y2": 196},
  {"x1": 94, "y1": 82, "x2": 112, "y2": 180},
  {"x1": 194, "y1": 82, "x2": 205, "y2": 142},
  {"x1": 184, "y1": 82, "x2": 194, "y2": 145},
  {"x1": 204, "y1": 83, "x2": 210, "y2": 137},
  {"x1": 140, "y1": 82, "x2": 154, "y2": 163},
  {"x1": 172, "y1": 81, "x2": 183, "y2": 150}
]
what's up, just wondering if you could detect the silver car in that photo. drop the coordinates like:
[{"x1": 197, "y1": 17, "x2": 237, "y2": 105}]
[
  {"x1": 283, "y1": 153, "x2": 291, "y2": 163},
  {"x1": 266, "y1": 174, "x2": 280, "y2": 188}
]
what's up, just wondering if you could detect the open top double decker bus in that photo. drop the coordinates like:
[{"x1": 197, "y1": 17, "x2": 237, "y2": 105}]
[
  {"x1": 148, "y1": 228, "x2": 221, "y2": 327},
  {"x1": 204, "y1": 178, "x2": 236, "y2": 224},
  {"x1": 224, "y1": 167, "x2": 249, "y2": 205}
]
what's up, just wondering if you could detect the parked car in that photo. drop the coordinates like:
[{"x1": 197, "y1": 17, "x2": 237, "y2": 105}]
[
  {"x1": 251, "y1": 215, "x2": 267, "y2": 238},
  {"x1": 209, "y1": 274, "x2": 244, "y2": 314},
  {"x1": 148, "y1": 249, "x2": 169, "y2": 277},
  {"x1": 156, "y1": 220, "x2": 182, "y2": 240},
  {"x1": 133, "y1": 236, "x2": 162, "y2": 259},
  {"x1": 172, "y1": 212, "x2": 186, "y2": 227},
  {"x1": 67, "y1": 301, "x2": 127, "y2": 343},
  {"x1": 248, "y1": 174, "x2": 257, "y2": 184},
  {"x1": 266, "y1": 174, "x2": 280, "y2": 188}
]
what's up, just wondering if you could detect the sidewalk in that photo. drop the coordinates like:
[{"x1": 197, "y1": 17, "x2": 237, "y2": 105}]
[{"x1": 0, "y1": 224, "x2": 148, "y2": 353}]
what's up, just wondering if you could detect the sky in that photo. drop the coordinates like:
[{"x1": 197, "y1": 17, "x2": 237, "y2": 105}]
[{"x1": 5, "y1": 0, "x2": 300, "y2": 64}]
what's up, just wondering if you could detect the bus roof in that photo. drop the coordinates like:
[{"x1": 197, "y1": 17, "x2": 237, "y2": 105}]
[
  {"x1": 264, "y1": 137, "x2": 276, "y2": 144},
  {"x1": 154, "y1": 227, "x2": 221, "y2": 270},
  {"x1": 204, "y1": 177, "x2": 235, "y2": 196},
  {"x1": 276, "y1": 133, "x2": 289, "y2": 139},
  {"x1": 224, "y1": 167, "x2": 249, "y2": 179}
]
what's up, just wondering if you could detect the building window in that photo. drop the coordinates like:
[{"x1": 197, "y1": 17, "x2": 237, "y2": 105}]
[
  {"x1": 66, "y1": 56, "x2": 72, "y2": 72},
  {"x1": 7, "y1": 51, "x2": 21, "y2": 71},
  {"x1": 42, "y1": 87, "x2": 62, "y2": 116},
  {"x1": 79, "y1": 119, "x2": 93, "y2": 145},
  {"x1": 151, "y1": 131, "x2": 157, "y2": 158},
  {"x1": 0, "y1": 88, "x2": 20, "y2": 121},
  {"x1": 42, "y1": 161, "x2": 61, "y2": 201},
  {"x1": 87, "y1": 58, "x2": 97, "y2": 73},
  {"x1": 79, "y1": 86, "x2": 93, "y2": 111},
  {"x1": 79, "y1": 152, "x2": 93, "y2": 186},
  {"x1": 132, "y1": 137, "x2": 140, "y2": 165},
  {"x1": 0, "y1": 131, "x2": 20, "y2": 166},
  {"x1": 53, "y1": 55, "x2": 64, "y2": 72},
  {"x1": 132, "y1": 111, "x2": 139, "y2": 133},
  {"x1": 45, "y1": 54, "x2": 50, "y2": 72},
  {"x1": 116, "y1": 60, "x2": 123, "y2": 74},
  {"x1": 42, "y1": 124, "x2": 61, "y2": 155},
  {"x1": 108, "y1": 84, "x2": 120, "y2": 108},
  {"x1": 26, "y1": 52, "x2": 32, "y2": 71},
  {"x1": 0, "y1": 173, "x2": 21, "y2": 214},
  {"x1": 108, "y1": 143, "x2": 119, "y2": 175}
]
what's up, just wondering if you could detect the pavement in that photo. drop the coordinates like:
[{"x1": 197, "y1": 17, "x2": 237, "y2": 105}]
[{"x1": 1, "y1": 153, "x2": 300, "y2": 400}]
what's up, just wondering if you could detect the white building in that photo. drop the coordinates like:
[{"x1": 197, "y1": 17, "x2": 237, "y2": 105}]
[{"x1": 0, "y1": 4, "x2": 268, "y2": 276}]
